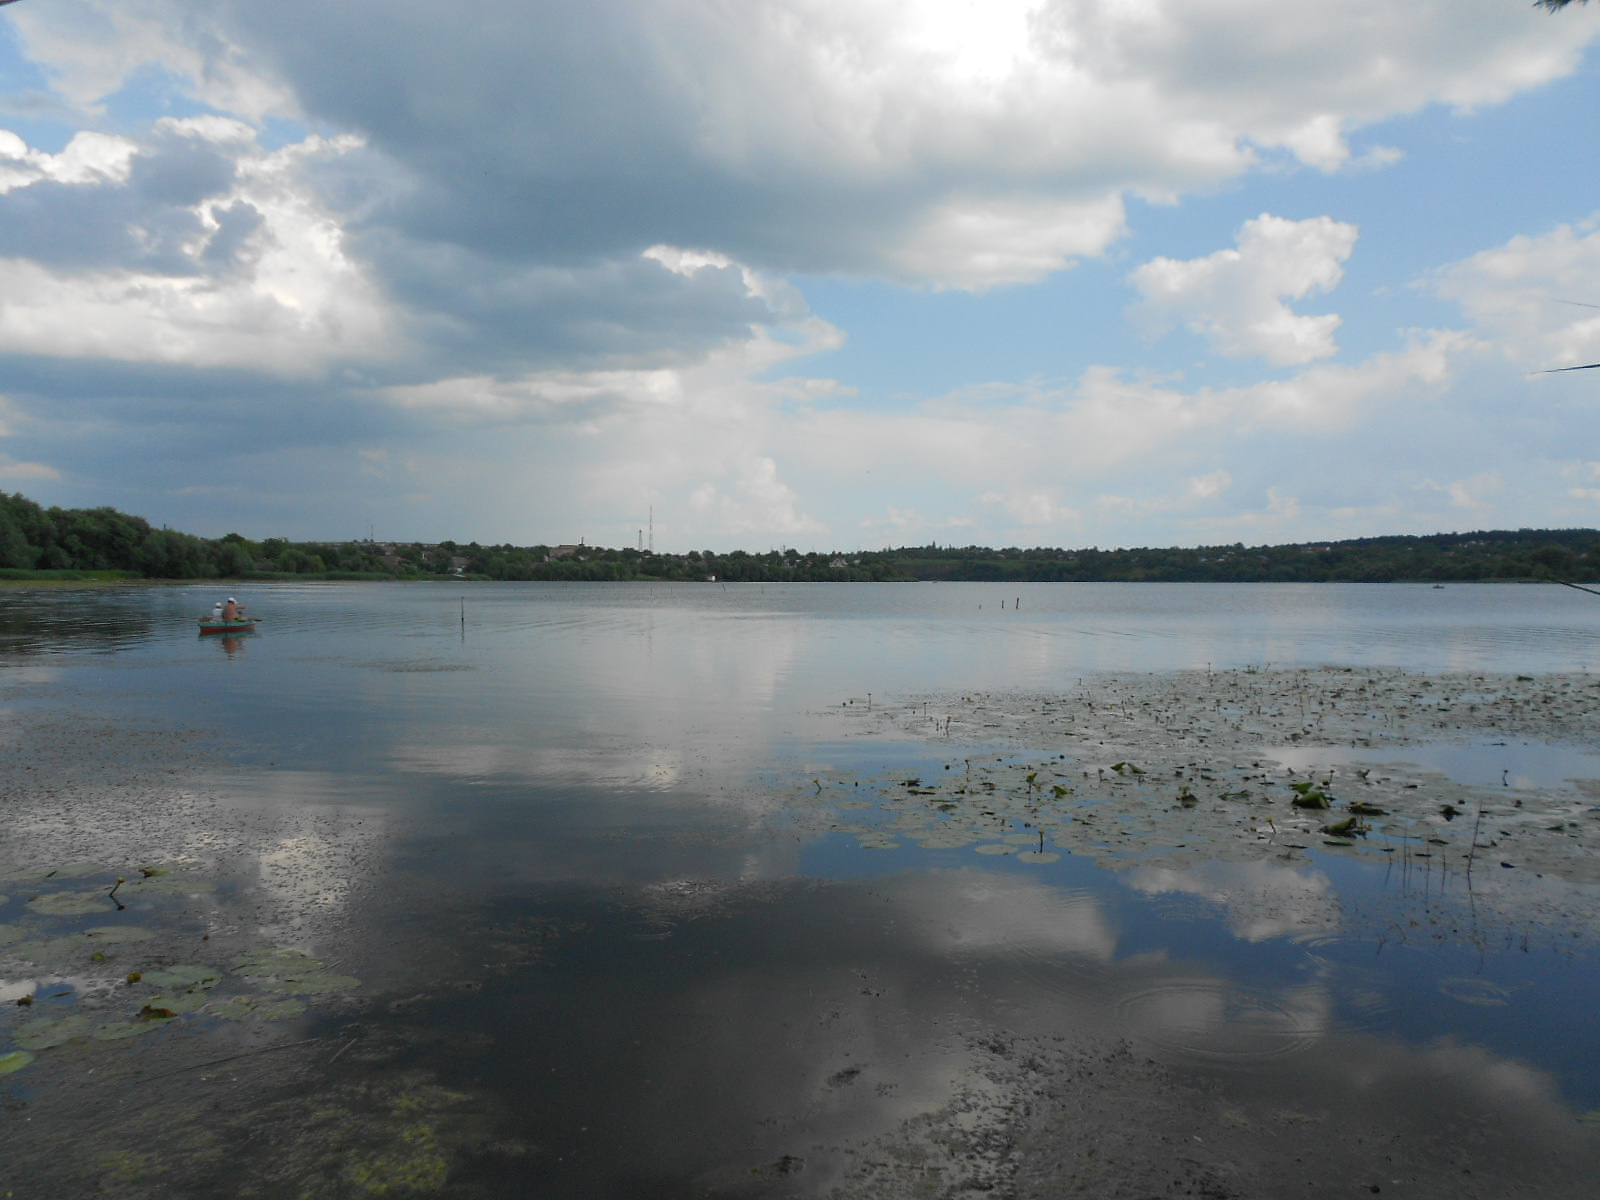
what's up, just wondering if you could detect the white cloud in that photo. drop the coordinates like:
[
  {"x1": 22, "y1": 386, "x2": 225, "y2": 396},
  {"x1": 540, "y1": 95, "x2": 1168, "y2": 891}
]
[
  {"x1": 1186, "y1": 469, "x2": 1231, "y2": 500},
  {"x1": 0, "y1": 128, "x2": 136, "y2": 192},
  {"x1": 1434, "y1": 215, "x2": 1600, "y2": 372},
  {"x1": 0, "y1": 125, "x2": 387, "y2": 372},
  {"x1": 979, "y1": 488, "x2": 1081, "y2": 527},
  {"x1": 9, "y1": 1, "x2": 1598, "y2": 287},
  {"x1": 1421, "y1": 471, "x2": 1502, "y2": 510},
  {"x1": 689, "y1": 457, "x2": 826, "y2": 537},
  {"x1": 1130, "y1": 214, "x2": 1359, "y2": 365},
  {"x1": 889, "y1": 193, "x2": 1128, "y2": 290},
  {"x1": 0, "y1": 457, "x2": 60, "y2": 481}
]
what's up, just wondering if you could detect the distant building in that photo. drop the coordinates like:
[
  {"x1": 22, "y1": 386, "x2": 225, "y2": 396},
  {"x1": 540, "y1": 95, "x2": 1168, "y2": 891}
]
[
  {"x1": 549, "y1": 544, "x2": 584, "y2": 560},
  {"x1": 449, "y1": 556, "x2": 469, "y2": 575}
]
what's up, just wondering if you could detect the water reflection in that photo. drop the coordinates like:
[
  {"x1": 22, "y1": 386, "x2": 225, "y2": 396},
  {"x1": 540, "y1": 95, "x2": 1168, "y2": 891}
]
[
  {"x1": 4, "y1": 583, "x2": 1600, "y2": 1196},
  {"x1": 1125, "y1": 860, "x2": 1340, "y2": 943}
]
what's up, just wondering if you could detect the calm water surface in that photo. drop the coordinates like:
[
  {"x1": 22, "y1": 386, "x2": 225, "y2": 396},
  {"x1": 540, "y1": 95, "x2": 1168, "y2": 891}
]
[{"x1": 3, "y1": 581, "x2": 1600, "y2": 1196}]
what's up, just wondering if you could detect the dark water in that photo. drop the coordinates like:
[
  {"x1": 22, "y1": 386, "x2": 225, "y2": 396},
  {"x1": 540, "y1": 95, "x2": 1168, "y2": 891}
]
[{"x1": 3, "y1": 581, "x2": 1600, "y2": 1197}]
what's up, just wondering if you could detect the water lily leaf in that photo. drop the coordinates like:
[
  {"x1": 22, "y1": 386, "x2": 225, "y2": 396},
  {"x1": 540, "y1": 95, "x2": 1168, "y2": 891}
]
[
  {"x1": 137, "y1": 1005, "x2": 179, "y2": 1022},
  {"x1": 974, "y1": 844, "x2": 1012, "y2": 855},
  {"x1": 141, "y1": 965, "x2": 222, "y2": 991},
  {"x1": 916, "y1": 833, "x2": 976, "y2": 849},
  {"x1": 0, "y1": 924, "x2": 22, "y2": 945},
  {"x1": 128, "y1": 874, "x2": 214, "y2": 896},
  {"x1": 11, "y1": 937, "x2": 85, "y2": 962},
  {"x1": 83, "y1": 926, "x2": 155, "y2": 943},
  {"x1": 145, "y1": 991, "x2": 208, "y2": 1015},
  {"x1": 1016, "y1": 851, "x2": 1061, "y2": 864},
  {"x1": 14, "y1": 1015, "x2": 91, "y2": 1050},
  {"x1": 27, "y1": 891, "x2": 112, "y2": 916},
  {"x1": 234, "y1": 948, "x2": 322, "y2": 978},
  {"x1": 262, "y1": 972, "x2": 361, "y2": 995},
  {"x1": 44, "y1": 862, "x2": 105, "y2": 879},
  {"x1": 210, "y1": 994, "x2": 307, "y2": 1022},
  {"x1": 90, "y1": 1021, "x2": 149, "y2": 1041},
  {"x1": 0, "y1": 1050, "x2": 35, "y2": 1074}
]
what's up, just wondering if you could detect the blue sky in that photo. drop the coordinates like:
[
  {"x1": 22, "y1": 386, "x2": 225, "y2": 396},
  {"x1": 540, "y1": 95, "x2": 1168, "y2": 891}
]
[{"x1": 3, "y1": 1, "x2": 1600, "y2": 551}]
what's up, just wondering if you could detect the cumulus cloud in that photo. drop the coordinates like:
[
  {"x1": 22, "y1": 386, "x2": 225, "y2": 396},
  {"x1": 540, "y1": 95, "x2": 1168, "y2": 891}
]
[
  {"x1": 1130, "y1": 214, "x2": 1359, "y2": 365},
  {"x1": 3, "y1": 1, "x2": 1599, "y2": 546},
  {"x1": 10, "y1": 1, "x2": 1599, "y2": 288},
  {"x1": 1433, "y1": 215, "x2": 1600, "y2": 372},
  {"x1": 0, "y1": 121, "x2": 387, "y2": 372}
]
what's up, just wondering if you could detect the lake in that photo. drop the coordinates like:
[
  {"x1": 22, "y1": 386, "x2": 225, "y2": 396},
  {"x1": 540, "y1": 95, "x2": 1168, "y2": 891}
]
[{"x1": 2, "y1": 581, "x2": 1599, "y2": 1199}]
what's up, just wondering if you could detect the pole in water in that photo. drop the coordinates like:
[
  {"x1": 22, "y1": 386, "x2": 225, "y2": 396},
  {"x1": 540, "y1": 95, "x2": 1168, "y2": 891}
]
[{"x1": 460, "y1": 596, "x2": 465, "y2": 638}]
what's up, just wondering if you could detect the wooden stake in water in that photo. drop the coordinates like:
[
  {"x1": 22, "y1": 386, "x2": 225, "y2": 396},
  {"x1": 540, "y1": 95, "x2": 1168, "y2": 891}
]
[{"x1": 460, "y1": 596, "x2": 465, "y2": 641}]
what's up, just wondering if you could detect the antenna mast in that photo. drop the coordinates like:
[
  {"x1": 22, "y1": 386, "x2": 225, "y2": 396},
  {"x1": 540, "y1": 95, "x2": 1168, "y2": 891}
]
[{"x1": 648, "y1": 505, "x2": 654, "y2": 554}]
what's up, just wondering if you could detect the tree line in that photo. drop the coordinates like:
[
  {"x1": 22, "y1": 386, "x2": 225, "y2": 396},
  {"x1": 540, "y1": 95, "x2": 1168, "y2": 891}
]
[{"x1": 2, "y1": 491, "x2": 1597, "y2": 583}]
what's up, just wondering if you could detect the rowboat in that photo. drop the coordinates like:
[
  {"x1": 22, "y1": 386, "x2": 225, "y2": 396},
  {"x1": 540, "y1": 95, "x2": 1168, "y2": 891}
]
[{"x1": 198, "y1": 617, "x2": 258, "y2": 635}]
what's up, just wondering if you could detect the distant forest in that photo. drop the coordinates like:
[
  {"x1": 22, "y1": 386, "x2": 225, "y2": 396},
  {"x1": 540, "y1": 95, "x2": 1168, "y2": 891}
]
[{"x1": 2, "y1": 490, "x2": 1598, "y2": 584}]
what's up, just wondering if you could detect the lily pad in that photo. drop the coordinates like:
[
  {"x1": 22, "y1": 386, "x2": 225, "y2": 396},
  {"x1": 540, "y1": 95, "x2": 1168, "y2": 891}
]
[
  {"x1": 0, "y1": 924, "x2": 23, "y2": 945},
  {"x1": 44, "y1": 862, "x2": 105, "y2": 879},
  {"x1": 83, "y1": 926, "x2": 155, "y2": 944},
  {"x1": 90, "y1": 1021, "x2": 150, "y2": 1042},
  {"x1": 129, "y1": 873, "x2": 214, "y2": 896},
  {"x1": 1016, "y1": 851, "x2": 1062, "y2": 864},
  {"x1": 916, "y1": 833, "x2": 977, "y2": 849},
  {"x1": 0, "y1": 1050, "x2": 35, "y2": 1074},
  {"x1": 974, "y1": 843, "x2": 1013, "y2": 855},
  {"x1": 262, "y1": 972, "x2": 361, "y2": 996},
  {"x1": 15, "y1": 1015, "x2": 92, "y2": 1050},
  {"x1": 141, "y1": 965, "x2": 222, "y2": 991},
  {"x1": 28, "y1": 890, "x2": 112, "y2": 916},
  {"x1": 11, "y1": 937, "x2": 87, "y2": 962},
  {"x1": 145, "y1": 991, "x2": 209, "y2": 1015},
  {"x1": 234, "y1": 948, "x2": 322, "y2": 978},
  {"x1": 210, "y1": 994, "x2": 307, "y2": 1022}
]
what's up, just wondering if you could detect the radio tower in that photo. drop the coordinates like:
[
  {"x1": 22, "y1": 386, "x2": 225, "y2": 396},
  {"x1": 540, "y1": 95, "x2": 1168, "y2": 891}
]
[{"x1": 648, "y1": 505, "x2": 654, "y2": 554}]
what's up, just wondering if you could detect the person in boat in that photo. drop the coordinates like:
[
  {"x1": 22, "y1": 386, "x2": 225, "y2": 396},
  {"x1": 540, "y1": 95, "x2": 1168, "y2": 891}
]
[
  {"x1": 222, "y1": 597, "x2": 241, "y2": 622},
  {"x1": 212, "y1": 601, "x2": 224, "y2": 620}
]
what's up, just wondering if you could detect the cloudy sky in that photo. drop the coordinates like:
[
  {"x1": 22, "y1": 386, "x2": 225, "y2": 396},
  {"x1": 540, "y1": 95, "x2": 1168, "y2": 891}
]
[{"x1": 3, "y1": 0, "x2": 1600, "y2": 550}]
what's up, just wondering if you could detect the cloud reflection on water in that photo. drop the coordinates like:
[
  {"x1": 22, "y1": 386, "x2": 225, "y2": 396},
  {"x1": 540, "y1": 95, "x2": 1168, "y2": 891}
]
[{"x1": 1125, "y1": 859, "x2": 1341, "y2": 943}]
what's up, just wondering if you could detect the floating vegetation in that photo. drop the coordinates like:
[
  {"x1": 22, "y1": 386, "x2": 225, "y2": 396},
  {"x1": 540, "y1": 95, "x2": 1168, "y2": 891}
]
[
  {"x1": 0, "y1": 1049, "x2": 35, "y2": 1074},
  {"x1": 14, "y1": 1014, "x2": 91, "y2": 1050},
  {"x1": 27, "y1": 889, "x2": 113, "y2": 916},
  {"x1": 84, "y1": 925, "x2": 155, "y2": 943},
  {"x1": 804, "y1": 666, "x2": 1600, "y2": 889},
  {"x1": 141, "y1": 965, "x2": 222, "y2": 991},
  {"x1": 3, "y1": 859, "x2": 363, "y2": 1080},
  {"x1": 91, "y1": 1020, "x2": 152, "y2": 1041},
  {"x1": 210, "y1": 994, "x2": 306, "y2": 1022}
]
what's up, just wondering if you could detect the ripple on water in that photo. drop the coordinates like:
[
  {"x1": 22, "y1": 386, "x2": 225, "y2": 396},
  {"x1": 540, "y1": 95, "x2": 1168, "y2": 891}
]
[{"x1": 1116, "y1": 980, "x2": 1326, "y2": 1062}]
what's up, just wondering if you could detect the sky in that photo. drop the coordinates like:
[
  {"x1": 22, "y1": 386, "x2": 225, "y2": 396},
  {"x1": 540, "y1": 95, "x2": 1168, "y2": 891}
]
[{"x1": 3, "y1": 1, "x2": 1600, "y2": 552}]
